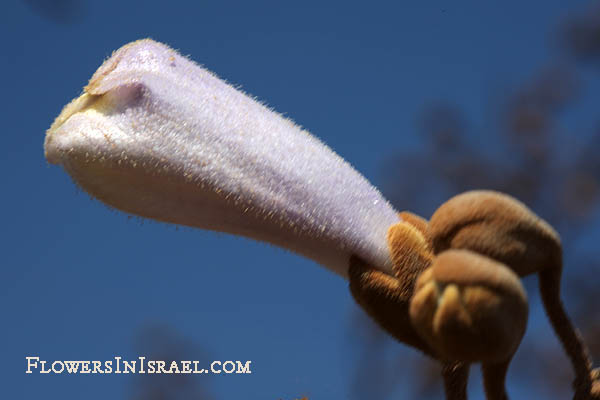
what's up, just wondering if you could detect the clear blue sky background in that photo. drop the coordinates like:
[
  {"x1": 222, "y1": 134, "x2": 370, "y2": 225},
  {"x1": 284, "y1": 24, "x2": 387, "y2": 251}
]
[{"x1": 1, "y1": 1, "x2": 592, "y2": 399}]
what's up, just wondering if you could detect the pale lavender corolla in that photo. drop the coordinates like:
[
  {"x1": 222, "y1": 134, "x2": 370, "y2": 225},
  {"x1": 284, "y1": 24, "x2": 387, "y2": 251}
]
[{"x1": 44, "y1": 39, "x2": 400, "y2": 277}]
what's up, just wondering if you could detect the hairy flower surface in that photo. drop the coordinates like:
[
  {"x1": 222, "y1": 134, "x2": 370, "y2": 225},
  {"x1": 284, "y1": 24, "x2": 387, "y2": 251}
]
[{"x1": 44, "y1": 39, "x2": 400, "y2": 277}]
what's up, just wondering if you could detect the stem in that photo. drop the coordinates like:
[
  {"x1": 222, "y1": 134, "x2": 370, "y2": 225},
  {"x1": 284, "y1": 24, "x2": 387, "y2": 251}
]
[
  {"x1": 442, "y1": 361, "x2": 469, "y2": 400},
  {"x1": 538, "y1": 268, "x2": 593, "y2": 398},
  {"x1": 482, "y1": 360, "x2": 510, "y2": 400}
]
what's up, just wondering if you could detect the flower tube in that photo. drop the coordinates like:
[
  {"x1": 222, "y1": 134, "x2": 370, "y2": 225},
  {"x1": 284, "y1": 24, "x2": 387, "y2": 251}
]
[{"x1": 44, "y1": 39, "x2": 400, "y2": 277}]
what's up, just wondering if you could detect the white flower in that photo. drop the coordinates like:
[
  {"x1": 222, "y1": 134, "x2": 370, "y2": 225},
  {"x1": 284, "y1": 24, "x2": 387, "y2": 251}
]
[{"x1": 44, "y1": 39, "x2": 400, "y2": 277}]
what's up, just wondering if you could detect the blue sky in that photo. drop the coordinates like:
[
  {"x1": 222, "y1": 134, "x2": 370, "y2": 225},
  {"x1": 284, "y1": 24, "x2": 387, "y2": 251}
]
[{"x1": 1, "y1": 1, "x2": 592, "y2": 399}]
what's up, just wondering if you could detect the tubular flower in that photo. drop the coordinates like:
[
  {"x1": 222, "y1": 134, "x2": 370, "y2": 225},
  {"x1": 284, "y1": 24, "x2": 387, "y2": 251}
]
[{"x1": 44, "y1": 39, "x2": 400, "y2": 277}]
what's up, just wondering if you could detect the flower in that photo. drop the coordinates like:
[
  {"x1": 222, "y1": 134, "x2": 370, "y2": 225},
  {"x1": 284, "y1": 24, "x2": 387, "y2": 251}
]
[{"x1": 44, "y1": 39, "x2": 399, "y2": 277}]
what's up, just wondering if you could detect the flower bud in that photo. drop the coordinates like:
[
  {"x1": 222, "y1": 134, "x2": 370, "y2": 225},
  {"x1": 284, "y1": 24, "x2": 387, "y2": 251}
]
[
  {"x1": 44, "y1": 39, "x2": 400, "y2": 277},
  {"x1": 410, "y1": 249, "x2": 528, "y2": 363},
  {"x1": 428, "y1": 190, "x2": 561, "y2": 276}
]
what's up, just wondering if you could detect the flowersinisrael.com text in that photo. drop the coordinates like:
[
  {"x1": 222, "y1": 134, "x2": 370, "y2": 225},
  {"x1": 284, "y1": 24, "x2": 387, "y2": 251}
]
[{"x1": 25, "y1": 356, "x2": 252, "y2": 374}]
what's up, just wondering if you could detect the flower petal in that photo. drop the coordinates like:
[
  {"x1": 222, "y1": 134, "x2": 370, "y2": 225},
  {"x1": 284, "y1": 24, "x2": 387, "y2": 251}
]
[{"x1": 44, "y1": 39, "x2": 400, "y2": 277}]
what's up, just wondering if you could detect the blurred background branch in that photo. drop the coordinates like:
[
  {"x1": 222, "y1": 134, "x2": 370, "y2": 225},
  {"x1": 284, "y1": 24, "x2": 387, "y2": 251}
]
[
  {"x1": 23, "y1": 0, "x2": 85, "y2": 24},
  {"x1": 128, "y1": 324, "x2": 215, "y2": 400}
]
